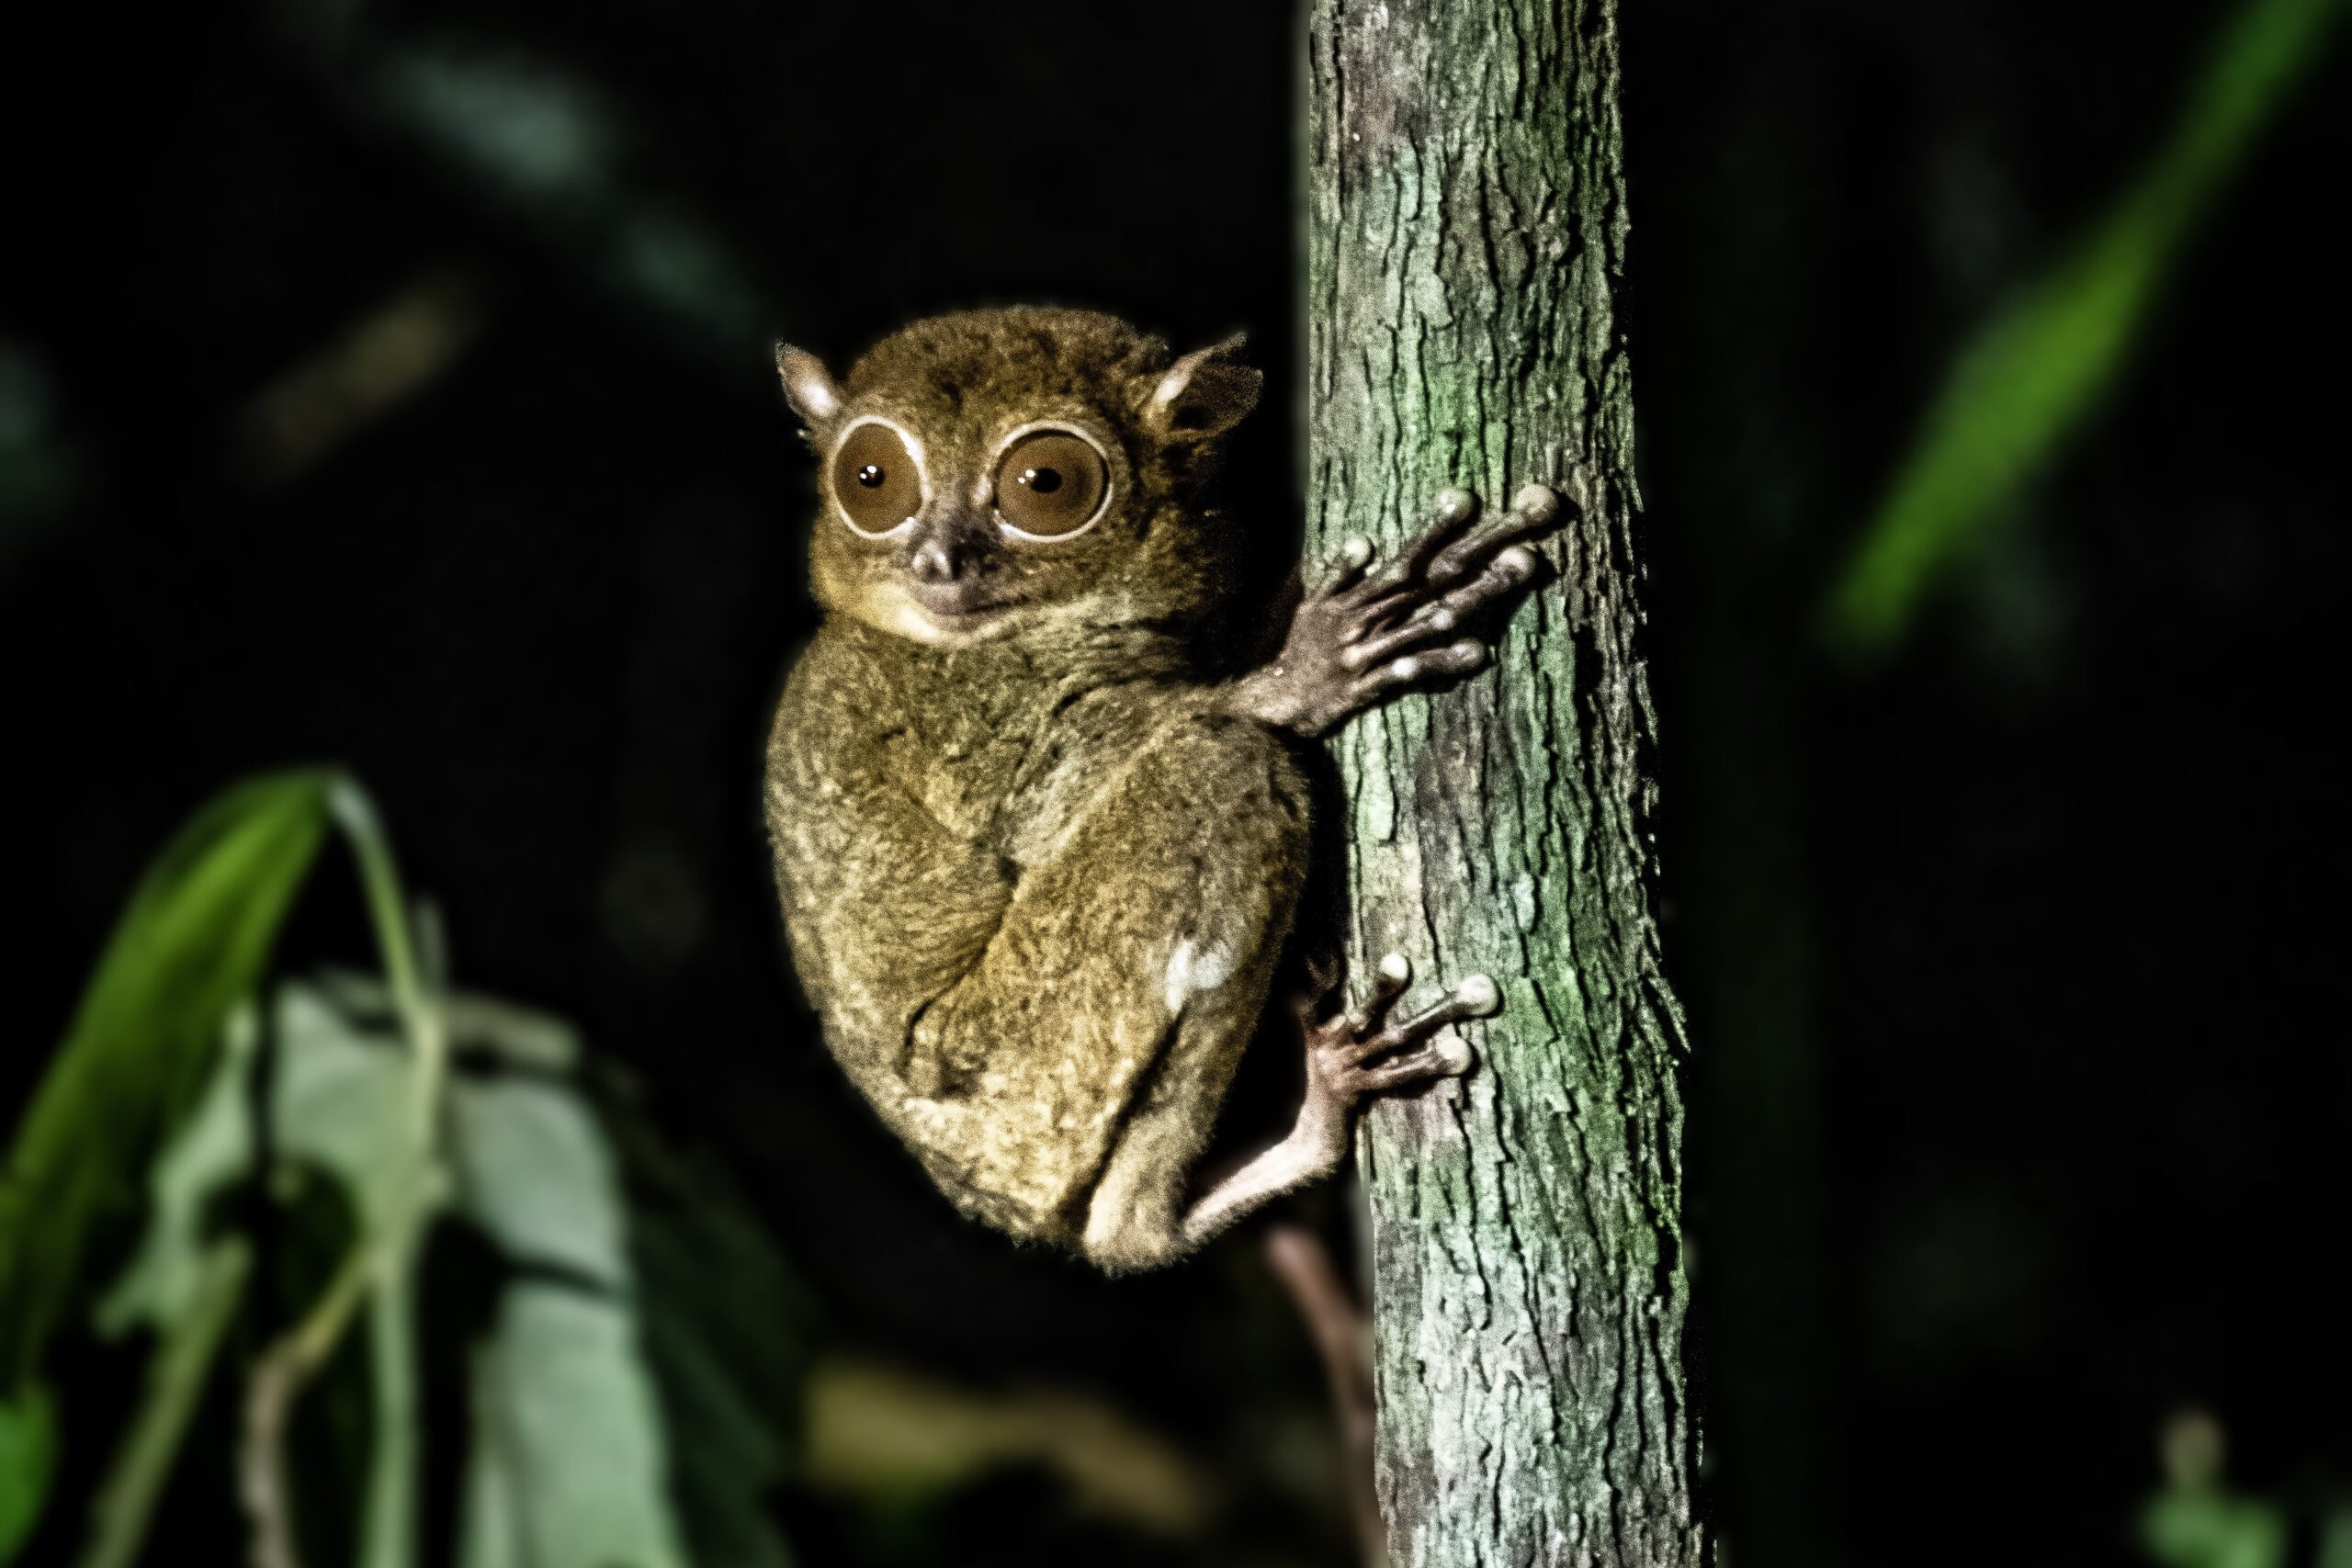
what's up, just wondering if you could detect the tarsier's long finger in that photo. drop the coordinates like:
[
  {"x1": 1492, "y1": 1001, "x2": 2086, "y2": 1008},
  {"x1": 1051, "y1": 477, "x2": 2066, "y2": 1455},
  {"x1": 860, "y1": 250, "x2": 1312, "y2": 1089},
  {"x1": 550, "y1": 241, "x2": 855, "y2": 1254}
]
[
  {"x1": 1339, "y1": 547, "x2": 1543, "y2": 673},
  {"x1": 1351, "y1": 638, "x2": 1489, "y2": 702},
  {"x1": 1343, "y1": 952, "x2": 1413, "y2": 1037},
  {"x1": 1318, "y1": 534, "x2": 1378, "y2": 593},
  {"x1": 1362, "y1": 975, "x2": 1502, "y2": 1058},
  {"x1": 1427, "y1": 545, "x2": 1543, "y2": 624},
  {"x1": 1352, "y1": 489, "x2": 1479, "y2": 604},
  {"x1": 1343, "y1": 1038, "x2": 1476, "y2": 1095},
  {"x1": 1396, "y1": 488, "x2": 1481, "y2": 581},
  {"x1": 1427, "y1": 484, "x2": 1566, "y2": 589}
]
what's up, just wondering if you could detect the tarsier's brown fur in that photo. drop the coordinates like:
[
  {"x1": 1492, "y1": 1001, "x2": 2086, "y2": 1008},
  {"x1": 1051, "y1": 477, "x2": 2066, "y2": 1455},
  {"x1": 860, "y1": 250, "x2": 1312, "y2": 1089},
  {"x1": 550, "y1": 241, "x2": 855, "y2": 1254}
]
[{"x1": 765, "y1": 307, "x2": 1559, "y2": 1271}]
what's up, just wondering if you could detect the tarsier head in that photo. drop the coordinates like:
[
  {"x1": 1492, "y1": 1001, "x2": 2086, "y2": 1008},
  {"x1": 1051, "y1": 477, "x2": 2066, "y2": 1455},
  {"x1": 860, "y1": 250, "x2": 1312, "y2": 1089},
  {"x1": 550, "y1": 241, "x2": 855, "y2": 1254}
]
[{"x1": 775, "y1": 308, "x2": 1263, "y2": 648}]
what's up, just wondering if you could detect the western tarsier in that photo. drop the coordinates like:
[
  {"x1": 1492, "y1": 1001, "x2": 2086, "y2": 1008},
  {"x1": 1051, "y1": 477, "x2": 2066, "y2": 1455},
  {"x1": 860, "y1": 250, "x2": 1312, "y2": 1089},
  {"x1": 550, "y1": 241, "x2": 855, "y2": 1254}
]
[{"x1": 764, "y1": 307, "x2": 1561, "y2": 1272}]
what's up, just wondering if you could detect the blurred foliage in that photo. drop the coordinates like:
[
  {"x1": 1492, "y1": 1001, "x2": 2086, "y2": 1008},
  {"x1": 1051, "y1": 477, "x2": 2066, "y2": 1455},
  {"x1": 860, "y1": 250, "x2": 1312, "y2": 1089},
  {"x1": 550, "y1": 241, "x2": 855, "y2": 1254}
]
[
  {"x1": 0, "y1": 774, "x2": 794, "y2": 1567},
  {"x1": 323, "y1": 25, "x2": 771, "y2": 355},
  {"x1": 619, "y1": 1115, "x2": 810, "y2": 1568},
  {"x1": 0, "y1": 771, "x2": 334, "y2": 1396},
  {"x1": 96, "y1": 973, "x2": 732, "y2": 1568},
  {"x1": 1823, "y1": 0, "x2": 2346, "y2": 658},
  {"x1": 2141, "y1": 1411, "x2": 2289, "y2": 1568},
  {"x1": 232, "y1": 272, "x2": 489, "y2": 486},
  {"x1": 2136, "y1": 1409, "x2": 2352, "y2": 1568},
  {"x1": 2143, "y1": 1488, "x2": 2291, "y2": 1568},
  {"x1": 802, "y1": 1357, "x2": 1216, "y2": 1538},
  {"x1": 0, "y1": 1387, "x2": 51, "y2": 1561}
]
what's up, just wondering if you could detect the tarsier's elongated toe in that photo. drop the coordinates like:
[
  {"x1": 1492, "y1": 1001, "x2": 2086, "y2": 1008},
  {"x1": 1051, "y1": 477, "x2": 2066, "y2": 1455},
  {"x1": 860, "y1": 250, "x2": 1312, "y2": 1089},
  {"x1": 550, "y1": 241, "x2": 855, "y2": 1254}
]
[{"x1": 1303, "y1": 953, "x2": 1500, "y2": 1104}]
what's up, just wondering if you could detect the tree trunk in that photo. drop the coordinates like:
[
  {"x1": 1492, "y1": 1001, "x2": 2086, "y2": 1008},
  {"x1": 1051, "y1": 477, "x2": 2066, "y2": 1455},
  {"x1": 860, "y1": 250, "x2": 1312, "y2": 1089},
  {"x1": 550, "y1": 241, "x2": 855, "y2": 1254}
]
[{"x1": 1304, "y1": 4, "x2": 1704, "y2": 1565}]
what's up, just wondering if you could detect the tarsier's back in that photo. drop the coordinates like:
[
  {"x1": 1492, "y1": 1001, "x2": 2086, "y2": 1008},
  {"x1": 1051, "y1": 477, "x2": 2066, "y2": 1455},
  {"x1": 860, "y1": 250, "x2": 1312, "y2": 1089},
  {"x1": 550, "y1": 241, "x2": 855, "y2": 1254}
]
[{"x1": 764, "y1": 307, "x2": 1557, "y2": 1271}]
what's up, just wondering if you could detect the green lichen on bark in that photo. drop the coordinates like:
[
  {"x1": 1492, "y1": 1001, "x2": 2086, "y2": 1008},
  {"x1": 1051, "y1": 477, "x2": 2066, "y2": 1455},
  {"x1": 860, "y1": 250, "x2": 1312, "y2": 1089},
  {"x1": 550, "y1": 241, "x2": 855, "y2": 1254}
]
[{"x1": 1305, "y1": 2, "x2": 1703, "y2": 1563}]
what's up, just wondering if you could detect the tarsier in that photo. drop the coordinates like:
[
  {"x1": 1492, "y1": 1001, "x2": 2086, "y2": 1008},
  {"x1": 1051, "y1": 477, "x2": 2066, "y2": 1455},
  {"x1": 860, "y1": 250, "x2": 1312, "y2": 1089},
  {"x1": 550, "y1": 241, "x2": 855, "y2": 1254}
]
[{"x1": 764, "y1": 308, "x2": 1560, "y2": 1271}]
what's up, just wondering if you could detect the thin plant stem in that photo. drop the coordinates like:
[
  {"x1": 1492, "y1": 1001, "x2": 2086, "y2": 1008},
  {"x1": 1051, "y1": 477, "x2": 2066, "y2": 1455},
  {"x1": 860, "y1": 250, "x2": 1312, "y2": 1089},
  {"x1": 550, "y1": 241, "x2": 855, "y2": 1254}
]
[
  {"x1": 238, "y1": 779, "x2": 449, "y2": 1568},
  {"x1": 79, "y1": 1241, "x2": 253, "y2": 1568}
]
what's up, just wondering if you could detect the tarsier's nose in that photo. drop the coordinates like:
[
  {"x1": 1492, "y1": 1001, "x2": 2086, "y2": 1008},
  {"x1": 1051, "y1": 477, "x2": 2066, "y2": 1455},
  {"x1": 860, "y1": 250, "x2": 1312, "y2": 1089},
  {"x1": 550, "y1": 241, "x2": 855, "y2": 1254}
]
[
  {"x1": 909, "y1": 534, "x2": 964, "y2": 582},
  {"x1": 908, "y1": 511, "x2": 989, "y2": 582}
]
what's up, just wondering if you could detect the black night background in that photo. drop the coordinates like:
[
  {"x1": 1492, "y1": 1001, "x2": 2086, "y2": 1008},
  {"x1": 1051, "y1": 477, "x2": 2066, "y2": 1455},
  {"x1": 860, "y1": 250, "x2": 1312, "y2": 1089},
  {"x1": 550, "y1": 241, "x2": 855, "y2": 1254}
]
[{"x1": 2, "y1": 2, "x2": 2346, "y2": 1564}]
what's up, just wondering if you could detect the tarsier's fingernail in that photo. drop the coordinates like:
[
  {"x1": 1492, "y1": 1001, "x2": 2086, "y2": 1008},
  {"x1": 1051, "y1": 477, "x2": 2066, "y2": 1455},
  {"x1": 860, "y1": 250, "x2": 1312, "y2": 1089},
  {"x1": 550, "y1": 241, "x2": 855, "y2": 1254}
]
[
  {"x1": 1379, "y1": 952, "x2": 1412, "y2": 983},
  {"x1": 1510, "y1": 483, "x2": 1562, "y2": 522},
  {"x1": 1494, "y1": 546, "x2": 1538, "y2": 581},
  {"x1": 1455, "y1": 975, "x2": 1501, "y2": 1013},
  {"x1": 1450, "y1": 639, "x2": 1487, "y2": 665},
  {"x1": 1436, "y1": 1037, "x2": 1476, "y2": 1074},
  {"x1": 1342, "y1": 536, "x2": 1374, "y2": 566},
  {"x1": 1435, "y1": 488, "x2": 1476, "y2": 524}
]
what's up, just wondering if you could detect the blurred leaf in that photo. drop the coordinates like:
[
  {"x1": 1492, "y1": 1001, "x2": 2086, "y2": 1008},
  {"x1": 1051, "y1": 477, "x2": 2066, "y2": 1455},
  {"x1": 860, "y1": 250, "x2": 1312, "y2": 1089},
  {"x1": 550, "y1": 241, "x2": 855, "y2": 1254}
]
[
  {"x1": 0, "y1": 1386, "x2": 53, "y2": 1564},
  {"x1": 801, "y1": 1357, "x2": 1216, "y2": 1539},
  {"x1": 440, "y1": 997, "x2": 688, "y2": 1568},
  {"x1": 0, "y1": 770, "x2": 335, "y2": 1390},
  {"x1": 2141, "y1": 1486, "x2": 2291, "y2": 1568},
  {"x1": 361, "y1": 39, "x2": 767, "y2": 350},
  {"x1": 380, "y1": 47, "x2": 620, "y2": 204},
  {"x1": 1823, "y1": 0, "x2": 2348, "y2": 658},
  {"x1": 462, "y1": 1287, "x2": 688, "y2": 1568},
  {"x1": 96, "y1": 987, "x2": 410, "y2": 1337}
]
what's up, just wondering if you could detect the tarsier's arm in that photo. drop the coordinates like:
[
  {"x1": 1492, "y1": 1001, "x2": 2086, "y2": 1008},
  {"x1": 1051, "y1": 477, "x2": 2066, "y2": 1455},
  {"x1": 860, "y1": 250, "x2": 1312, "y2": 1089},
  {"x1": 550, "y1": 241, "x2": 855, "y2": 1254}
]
[{"x1": 1170, "y1": 482, "x2": 1565, "y2": 1243}]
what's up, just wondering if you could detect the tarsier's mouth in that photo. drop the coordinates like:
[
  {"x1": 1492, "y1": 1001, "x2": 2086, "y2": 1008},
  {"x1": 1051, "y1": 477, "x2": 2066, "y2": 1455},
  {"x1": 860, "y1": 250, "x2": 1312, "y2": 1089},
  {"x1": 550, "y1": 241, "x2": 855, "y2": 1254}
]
[{"x1": 903, "y1": 580, "x2": 1024, "y2": 622}]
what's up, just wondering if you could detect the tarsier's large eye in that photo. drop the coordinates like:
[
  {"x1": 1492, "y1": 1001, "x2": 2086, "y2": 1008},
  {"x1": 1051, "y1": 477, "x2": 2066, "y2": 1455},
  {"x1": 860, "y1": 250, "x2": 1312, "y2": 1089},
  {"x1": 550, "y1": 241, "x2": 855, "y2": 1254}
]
[
  {"x1": 831, "y1": 421, "x2": 923, "y2": 536},
  {"x1": 992, "y1": 430, "x2": 1110, "y2": 540}
]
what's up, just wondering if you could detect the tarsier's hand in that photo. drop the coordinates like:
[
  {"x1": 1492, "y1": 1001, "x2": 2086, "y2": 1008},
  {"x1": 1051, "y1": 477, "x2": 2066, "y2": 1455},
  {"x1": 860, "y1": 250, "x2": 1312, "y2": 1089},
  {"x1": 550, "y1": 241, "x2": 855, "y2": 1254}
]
[
  {"x1": 1295, "y1": 953, "x2": 1499, "y2": 1149},
  {"x1": 1230, "y1": 482, "x2": 1566, "y2": 739}
]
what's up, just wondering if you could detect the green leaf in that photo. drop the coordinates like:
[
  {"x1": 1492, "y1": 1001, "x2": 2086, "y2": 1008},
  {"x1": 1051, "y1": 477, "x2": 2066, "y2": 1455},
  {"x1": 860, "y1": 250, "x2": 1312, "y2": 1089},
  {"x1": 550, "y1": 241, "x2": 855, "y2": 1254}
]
[
  {"x1": 0, "y1": 1386, "x2": 54, "y2": 1564},
  {"x1": 0, "y1": 770, "x2": 336, "y2": 1390},
  {"x1": 1822, "y1": 0, "x2": 2348, "y2": 659}
]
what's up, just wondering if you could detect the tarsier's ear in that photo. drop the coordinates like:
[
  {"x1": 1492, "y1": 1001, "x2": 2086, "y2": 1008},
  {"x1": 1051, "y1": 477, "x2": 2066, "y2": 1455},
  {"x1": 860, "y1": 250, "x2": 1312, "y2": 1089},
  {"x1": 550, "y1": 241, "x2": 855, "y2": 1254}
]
[
  {"x1": 775, "y1": 343, "x2": 843, "y2": 426},
  {"x1": 1142, "y1": 333, "x2": 1262, "y2": 443}
]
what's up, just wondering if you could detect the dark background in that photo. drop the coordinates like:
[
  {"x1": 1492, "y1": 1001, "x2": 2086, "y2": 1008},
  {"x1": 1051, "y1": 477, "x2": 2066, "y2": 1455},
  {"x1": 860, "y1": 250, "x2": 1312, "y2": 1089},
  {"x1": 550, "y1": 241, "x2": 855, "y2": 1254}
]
[{"x1": 4, "y1": 1, "x2": 2346, "y2": 1563}]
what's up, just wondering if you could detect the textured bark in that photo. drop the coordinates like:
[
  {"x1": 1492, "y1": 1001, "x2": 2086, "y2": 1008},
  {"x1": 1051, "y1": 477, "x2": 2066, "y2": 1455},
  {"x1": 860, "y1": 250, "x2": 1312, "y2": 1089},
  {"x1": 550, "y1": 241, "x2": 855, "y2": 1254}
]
[{"x1": 1304, "y1": 4, "x2": 1704, "y2": 1565}]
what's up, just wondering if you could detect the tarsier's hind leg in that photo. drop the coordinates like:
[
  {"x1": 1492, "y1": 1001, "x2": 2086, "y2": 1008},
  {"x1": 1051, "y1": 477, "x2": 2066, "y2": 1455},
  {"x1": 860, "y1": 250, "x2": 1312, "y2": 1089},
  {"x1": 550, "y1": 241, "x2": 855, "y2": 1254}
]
[{"x1": 902, "y1": 712, "x2": 1314, "y2": 1262}]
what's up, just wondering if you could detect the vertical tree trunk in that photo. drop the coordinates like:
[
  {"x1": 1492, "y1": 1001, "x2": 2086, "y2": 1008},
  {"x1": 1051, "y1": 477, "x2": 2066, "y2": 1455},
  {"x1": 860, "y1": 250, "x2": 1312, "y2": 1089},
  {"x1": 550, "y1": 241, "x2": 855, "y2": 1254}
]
[{"x1": 1304, "y1": 5, "x2": 1704, "y2": 1565}]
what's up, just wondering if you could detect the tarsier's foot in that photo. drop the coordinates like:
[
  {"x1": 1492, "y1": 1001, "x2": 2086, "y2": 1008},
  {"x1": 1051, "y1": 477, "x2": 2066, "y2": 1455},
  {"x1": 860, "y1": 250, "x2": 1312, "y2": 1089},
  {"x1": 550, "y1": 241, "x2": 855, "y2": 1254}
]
[
  {"x1": 1170, "y1": 953, "x2": 1503, "y2": 1256},
  {"x1": 1299, "y1": 953, "x2": 1498, "y2": 1126},
  {"x1": 1232, "y1": 483, "x2": 1566, "y2": 739}
]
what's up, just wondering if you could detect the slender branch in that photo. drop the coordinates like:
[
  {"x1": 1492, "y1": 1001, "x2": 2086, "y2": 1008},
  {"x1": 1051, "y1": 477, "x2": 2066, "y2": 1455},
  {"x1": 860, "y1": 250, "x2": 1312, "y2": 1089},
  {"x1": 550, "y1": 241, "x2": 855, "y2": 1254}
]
[{"x1": 1263, "y1": 1224, "x2": 1383, "y2": 1568}]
